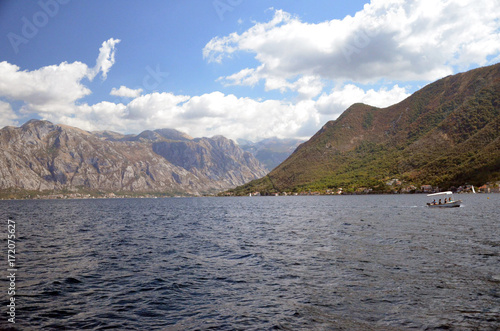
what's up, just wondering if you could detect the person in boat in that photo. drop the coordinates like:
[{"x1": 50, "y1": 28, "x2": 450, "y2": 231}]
[
  {"x1": 444, "y1": 198, "x2": 447, "y2": 203},
  {"x1": 432, "y1": 199, "x2": 436, "y2": 205},
  {"x1": 439, "y1": 199, "x2": 442, "y2": 205}
]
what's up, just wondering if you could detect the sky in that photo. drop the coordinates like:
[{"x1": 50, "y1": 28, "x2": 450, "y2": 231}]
[{"x1": 0, "y1": 0, "x2": 499, "y2": 142}]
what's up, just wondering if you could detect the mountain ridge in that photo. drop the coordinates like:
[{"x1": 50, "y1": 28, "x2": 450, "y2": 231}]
[{"x1": 0, "y1": 120, "x2": 267, "y2": 197}]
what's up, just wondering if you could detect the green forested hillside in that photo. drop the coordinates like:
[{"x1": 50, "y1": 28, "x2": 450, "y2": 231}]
[{"x1": 230, "y1": 63, "x2": 500, "y2": 195}]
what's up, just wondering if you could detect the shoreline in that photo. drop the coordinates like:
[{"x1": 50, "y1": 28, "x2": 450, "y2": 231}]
[{"x1": 1, "y1": 191, "x2": 498, "y2": 201}]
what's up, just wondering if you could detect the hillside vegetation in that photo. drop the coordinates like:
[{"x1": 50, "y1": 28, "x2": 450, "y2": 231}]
[{"x1": 230, "y1": 63, "x2": 500, "y2": 195}]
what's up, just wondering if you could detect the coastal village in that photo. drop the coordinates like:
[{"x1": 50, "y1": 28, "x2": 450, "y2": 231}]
[{"x1": 230, "y1": 181, "x2": 500, "y2": 197}]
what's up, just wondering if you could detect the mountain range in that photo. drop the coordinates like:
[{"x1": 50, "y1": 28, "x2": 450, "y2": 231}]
[
  {"x1": 230, "y1": 63, "x2": 500, "y2": 195},
  {"x1": 0, "y1": 120, "x2": 267, "y2": 197}
]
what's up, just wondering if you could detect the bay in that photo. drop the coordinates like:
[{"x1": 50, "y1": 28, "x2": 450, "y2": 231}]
[{"x1": 1, "y1": 194, "x2": 499, "y2": 330}]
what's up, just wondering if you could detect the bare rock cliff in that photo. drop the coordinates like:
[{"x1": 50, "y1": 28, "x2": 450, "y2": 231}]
[{"x1": 0, "y1": 120, "x2": 267, "y2": 195}]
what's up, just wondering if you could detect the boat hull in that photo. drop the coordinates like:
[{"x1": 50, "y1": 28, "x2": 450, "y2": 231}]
[{"x1": 427, "y1": 200, "x2": 462, "y2": 208}]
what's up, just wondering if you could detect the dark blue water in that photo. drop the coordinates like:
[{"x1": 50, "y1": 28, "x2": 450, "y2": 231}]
[{"x1": 1, "y1": 195, "x2": 499, "y2": 330}]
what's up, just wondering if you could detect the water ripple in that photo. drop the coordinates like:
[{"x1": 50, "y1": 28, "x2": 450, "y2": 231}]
[{"x1": 0, "y1": 195, "x2": 499, "y2": 329}]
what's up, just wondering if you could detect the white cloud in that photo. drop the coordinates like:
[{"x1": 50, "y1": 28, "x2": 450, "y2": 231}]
[
  {"x1": 219, "y1": 67, "x2": 261, "y2": 87},
  {"x1": 220, "y1": 66, "x2": 324, "y2": 99},
  {"x1": 204, "y1": 1, "x2": 500, "y2": 90},
  {"x1": 0, "y1": 38, "x2": 120, "y2": 116},
  {"x1": 0, "y1": 101, "x2": 18, "y2": 128},
  {"x1": 110, "y1": 85, "x2": 143, "y2": 98},
  {"x1": 173, "y1": 92, "x2": 319, "y2": 140},
  {"x1": 88, "y1": 38, "x2": 121, "y2": 80},
  {"x1": 291, "y1": 75, "x2": 324, "y2": 100},
  {"x1": 0, "y1": 60, "x2": 90, "y2": 114},
  {"x1": 125, "y1": 92, "x2": 189, "y2": 123}
]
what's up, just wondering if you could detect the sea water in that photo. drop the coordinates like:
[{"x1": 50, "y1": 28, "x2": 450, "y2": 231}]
[{"x1": 0, "y1": 194, "x2": 499, "y2": 330}]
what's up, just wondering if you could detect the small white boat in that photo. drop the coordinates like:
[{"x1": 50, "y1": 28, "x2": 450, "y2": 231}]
[{"x1": 426, "y1": 191, "x2": 462, "y2": 208}]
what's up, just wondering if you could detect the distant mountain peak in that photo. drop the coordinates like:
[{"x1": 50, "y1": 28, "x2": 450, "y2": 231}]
[{"x1": 153, "y1": 128, "x2": 193, "y2": 141}]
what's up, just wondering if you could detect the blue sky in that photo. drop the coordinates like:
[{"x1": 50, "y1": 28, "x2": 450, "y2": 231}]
[{"x1": 0, "y1": 0, "x2": 499, "y2": 141}]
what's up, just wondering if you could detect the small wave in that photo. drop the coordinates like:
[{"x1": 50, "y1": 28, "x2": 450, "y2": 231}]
[
  {"x1": 229, "y1": 253, "x2": 254, "y2": 260},
  {"x1": 41, "y1": 290, "x2": 62, "y2": 296},
  {"x1": 135, "y1": 309, "x2": 163, "y2": 318},
  {"x1": 40, "y1": 309, "x2": 79, "y2": 319},
  {"x1": 65, "y1": 277, "x2": 83, "y2": 284}
]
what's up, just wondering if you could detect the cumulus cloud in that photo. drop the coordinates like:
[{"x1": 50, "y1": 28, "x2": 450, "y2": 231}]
[
  {"x1": 125, "y1": 92, "x2": 189, "y2": 123},
  {"x1": 291, "y1": 76, "x2": 324, "y2": 100},
  {"x1": 204, "y1": 1, "x2": 500, "y2": 89},
  {"x1": 110, "y1": 85, "x2": 143, "y2": 98},
  {"x1": 177, "y1": 92, "x2": 319, "y2": 140},
  {"x1": 0, "y1": 61, "x2": 90, "y2": 114},
  {"x1": 0, "y1": 38, "x2": 120, "y2": 115}
]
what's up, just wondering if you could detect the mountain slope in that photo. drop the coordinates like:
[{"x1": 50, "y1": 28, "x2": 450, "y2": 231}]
[
  {"x1": 0, "y1": 120, "x2": 266, "y2": 197},
  {"x1": 231, "y1": 63, "x2": 500, "y2": 195}
]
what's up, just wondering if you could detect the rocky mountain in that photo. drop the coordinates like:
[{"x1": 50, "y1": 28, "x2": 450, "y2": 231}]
[
  {"x1": 231, "y1": 63, "x2": 500, "y2": 195},
  {"x1": 238, "y1": 137, "x2": 304, "y2": 171},
  {"x1": 0, "y1": 120, "x2": 267, "y2": 197}
]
